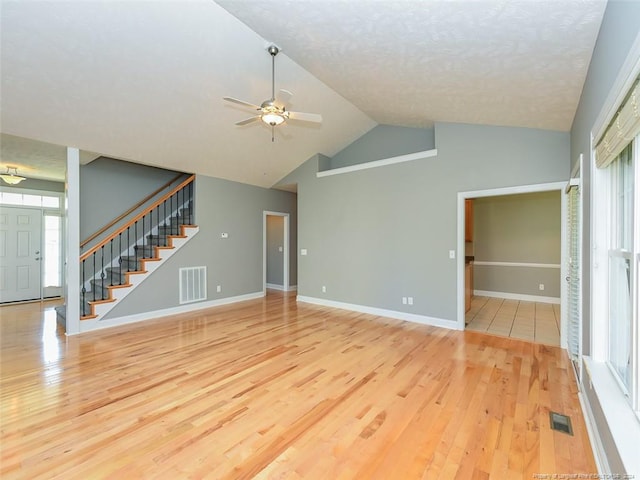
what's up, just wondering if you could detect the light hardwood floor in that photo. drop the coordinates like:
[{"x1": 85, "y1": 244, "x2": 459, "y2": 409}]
[
  {"x1": 1, "y1": 292, "x2": 595, "y2": 479},
  {"x1": 466, "y1": 296, "x2": 561, "y2": 346}
]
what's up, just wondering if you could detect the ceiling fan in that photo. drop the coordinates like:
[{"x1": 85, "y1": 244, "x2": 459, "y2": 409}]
[{"x1": 223, "y1": 45, "x2": 322, "y2": 141}]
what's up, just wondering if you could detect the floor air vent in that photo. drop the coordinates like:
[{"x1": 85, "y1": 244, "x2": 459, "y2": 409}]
[
  {"x1": 549, "y1": 411, "x2": 573, "y2": 435},
  {"x1": 179, "y1": 266, "x2": 207, "y2": 304}
]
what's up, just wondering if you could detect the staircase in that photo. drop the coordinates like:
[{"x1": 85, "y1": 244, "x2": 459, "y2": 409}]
[{"x1": 78, "y1": 175, "x2": 198, "y2": 321}]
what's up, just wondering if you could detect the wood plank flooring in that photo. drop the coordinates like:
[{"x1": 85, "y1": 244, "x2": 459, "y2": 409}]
[{"x1": 1, "y1": 292, "x2": 596, "y2": 479}]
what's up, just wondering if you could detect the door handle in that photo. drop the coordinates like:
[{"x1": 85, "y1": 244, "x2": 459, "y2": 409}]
[
  {"x1": 566, "y1": 276, "x2": 570, "y2": 282},
  {"x1": 35, "y1": 257, "x2": 40, "y2": 261}
]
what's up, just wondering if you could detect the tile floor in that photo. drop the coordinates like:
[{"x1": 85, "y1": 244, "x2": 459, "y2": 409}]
[{"x1": 465, "y1": 296, "x2": 560, "y2": 345}]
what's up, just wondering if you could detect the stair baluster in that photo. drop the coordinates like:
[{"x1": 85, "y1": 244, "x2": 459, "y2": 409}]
[
  {"x1": 78, "y1": 175, "x2": 195, "y2": 320},
  {"x1": 82, "y1": 259, "x2": 86, "y2": 316},
  {"x1": 118, "y1": 233, "x2": 123, "y2": 285},
  {"x1": 100, "y1": 246, "x2": 105, "y2": 300}
]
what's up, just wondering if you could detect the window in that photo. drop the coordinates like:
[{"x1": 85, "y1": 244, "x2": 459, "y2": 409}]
[
  {"x1": 593, "y1": 74, "x2": 640, "y2": 415},
  {"x1": 43, "y1": 214, "x2": 62, "y2": 288},
  {"x1": 0, "y1": 190, "x2": 60, "y2": 208},
  {"x1": 600, "y1": 139, "x2": 639, "y2": 412}
]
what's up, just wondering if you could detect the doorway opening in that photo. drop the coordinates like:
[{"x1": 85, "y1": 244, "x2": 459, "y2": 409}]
[
  {"x1": 457, "y1": 182, "x2": 568, "y2": 348},
  {"x1": 263, "y1": 211, "x2": 291, "y2": 293}
]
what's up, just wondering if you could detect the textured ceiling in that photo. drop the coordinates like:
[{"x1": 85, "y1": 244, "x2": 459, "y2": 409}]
[
  {"x1": 0, "y1": 134, "x2": 99, "y2": 183},
  {"x1": 217, "y1": 0, "x2": 607, "y2": 131},
  {"x1": 1, "y1": 0, "x2": 606, "y2": 186},
  {"x1": 0, "y1": 1, "x2": 375, "y2": 187}
]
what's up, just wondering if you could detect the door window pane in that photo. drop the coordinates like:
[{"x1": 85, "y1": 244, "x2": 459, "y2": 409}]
[{"x1": 43, "y1": 215, "x2": 61, "y2": 288}]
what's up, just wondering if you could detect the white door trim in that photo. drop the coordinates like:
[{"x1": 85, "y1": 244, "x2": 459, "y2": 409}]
[
  {"x1": 263, "y1": 211, "x2": 290, "y2": 294},
  {"x1": 457, "y1": 181, "x2": 568, "y2": 349}
]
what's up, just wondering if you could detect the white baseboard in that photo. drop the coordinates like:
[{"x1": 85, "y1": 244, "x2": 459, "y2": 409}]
[
  {"x1": 77, "y1": 291, "x2": 264, "y2": 334},
  {"x1": 296, "y1": 295, "x2": 459, "y2": 331},
  {"x1": 581, "y1": 357, "x2": 640, "y2": 476},
  {"x1": 266, "y1": 283, "x2": 298, "y2": 292},
  {"x1": 473, "y1": 289, "x2": 560, "y2": 304},
  {"x1": 578, "y1": 390, "x2": 608, "y2": 475}
]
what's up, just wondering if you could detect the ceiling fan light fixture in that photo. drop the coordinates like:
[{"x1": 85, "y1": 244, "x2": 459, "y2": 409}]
[
  {"x1": 0, "y1": 167, "x2": 26, "y2": 185},
  {"x1": 261, "y1": 112, "x2": 286, "y2": 126}
]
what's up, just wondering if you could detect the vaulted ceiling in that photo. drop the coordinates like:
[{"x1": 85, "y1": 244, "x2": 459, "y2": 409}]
[{"x1": 0, "y1": 0, "x2": 607, "y2": 187}]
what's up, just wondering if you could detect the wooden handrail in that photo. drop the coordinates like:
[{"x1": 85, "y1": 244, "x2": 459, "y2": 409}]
[
  {"x1": 81, "y1": 173, "x2": 185, "y2": 248},
  {"x1": 80, "y1": 174, "x2": 195, "y2": 261}
]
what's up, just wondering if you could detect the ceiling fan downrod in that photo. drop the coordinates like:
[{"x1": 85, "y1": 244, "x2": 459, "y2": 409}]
[{"x1": 268, "y1": 45, "x2": 279, "y2": 101}]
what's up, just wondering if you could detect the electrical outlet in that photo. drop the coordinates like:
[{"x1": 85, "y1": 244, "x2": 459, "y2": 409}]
[
  {"x1": 216, "y1": 285, "x2": 221, "y2": 293},
  {"x1": 322, "y1": 285, "x2": 326, "y2": 293},
  {"x1": 408, "y1": 297, "x2": 414, "y2": 305},
  {"x1": 539, "y1": 284, "x2": 545, "y2": 291},
  {"x1": 402, "y1": 297, "x2": 407, "y2": 305}
]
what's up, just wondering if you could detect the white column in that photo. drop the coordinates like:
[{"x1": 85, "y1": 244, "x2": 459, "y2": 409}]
[{"x1": 65, "y1": 147, "x2": 81, "y2": 335}]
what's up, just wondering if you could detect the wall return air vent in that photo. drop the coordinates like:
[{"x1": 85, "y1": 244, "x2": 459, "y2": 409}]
[{"x1": 179, "y1": 266, "x2": 207, "y2": 304}]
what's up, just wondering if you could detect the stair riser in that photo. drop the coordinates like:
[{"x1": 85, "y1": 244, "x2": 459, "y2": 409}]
[
  {"x1": 89, "y1": 281, "x2": 111, "y2": 295},
  {"x1": 83, "y1": 289, "x2": 110, "y2": 302},
  {"x1": 119, "y1": 258, "x2": 142, "y2": 271},
  {"x1": 170, "y1": 217, "x2": 191, "y2": 227},
  {"x1": 133, "y1": 246, "x2": 156, "y2": 257},
  {"x1": 147, "y1": 235, "x2": 168, "y2": 247}
]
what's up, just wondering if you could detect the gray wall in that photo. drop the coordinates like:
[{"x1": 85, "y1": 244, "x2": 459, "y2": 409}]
[
  {"x1": 473, "y1": 191, "x2": 561, "y2": 297},
  {"x1": 104, "y1": 174, "x2": 297, "y2": 319},
  {"x1": 330, "y1": 124, "x2": 435, "y2": 170},
  {"x1": 571, "y1": 0, "x2": 640, "y2": 356},
  {"x1": 569, "y1": 0, "x2": 640, "y2": 473},
  {"x1": 7, "y1": 178, "x2": 64, "y2": 192},
  {"x1": 266, "y1": 215, "x2": 284, "y2": 286},
  {"x1": 279, "y1": 122, "x2": 568, "y2": 324},
  {"x1": 79, "y1": 157, "x2": 180, "y2": 241}
]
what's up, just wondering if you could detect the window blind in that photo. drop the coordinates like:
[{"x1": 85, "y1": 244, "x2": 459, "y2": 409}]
[
  {"x1": 566, "y1": 184, "x2": 581, "y2": 363},
  {"x1": 595, "y1": 76, "x2": 640, "y2": 169}
]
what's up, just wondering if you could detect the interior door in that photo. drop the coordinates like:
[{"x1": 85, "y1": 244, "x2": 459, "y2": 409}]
[{"x1": 0, "y1": 206, "x2": 42, "y2": 303}]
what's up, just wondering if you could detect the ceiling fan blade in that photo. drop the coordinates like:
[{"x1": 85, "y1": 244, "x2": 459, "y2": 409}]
[
  {"x1": 235, "y1": 116, "x2": 261, "y2": 126},
  {"x1": 276, "y1": 89, "x2": 293, "y2": 105},
  {"x1": 288, "y1": 111, "x2": 322, "y2": 123},
  {"x1": 223, "y1": 97, "x2": 261, "y2": 110}
]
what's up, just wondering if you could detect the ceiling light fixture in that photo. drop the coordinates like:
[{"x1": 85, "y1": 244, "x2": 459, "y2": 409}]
[
  {"x1": 0, "y1": 167, "x2": 26, "y2": 185},
  {"x1": 260, "y1": 101, "x2": 287, "y2": 126},
  {"x1": 223, "y1": 44, "x2": 321, "y2": 142}
]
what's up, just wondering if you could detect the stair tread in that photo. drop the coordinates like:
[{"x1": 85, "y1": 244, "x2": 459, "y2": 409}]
[{"x1": 88, "y1": 298, "x2": 115, "y2": 305}]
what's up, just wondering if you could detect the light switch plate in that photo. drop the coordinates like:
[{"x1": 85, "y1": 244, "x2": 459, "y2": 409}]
[
  {"x1": 449, "y1": 250, "x2": 455, "y2": 259},
  {"x1": 301, "y1": 249, "x2": 307, "y2": 256}
]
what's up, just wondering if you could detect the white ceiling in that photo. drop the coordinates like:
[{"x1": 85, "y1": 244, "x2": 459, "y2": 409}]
[{"x1": 0, "y1": 0, "x2": 606, "y2": 187}]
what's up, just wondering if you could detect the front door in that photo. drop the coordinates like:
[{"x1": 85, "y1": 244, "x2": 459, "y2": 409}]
[{"x1": 0, "y1": 206, "x2": 42, "y2": 303}]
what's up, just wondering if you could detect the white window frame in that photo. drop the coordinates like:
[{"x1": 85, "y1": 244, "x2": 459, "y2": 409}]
[{"x1": 592, "y1": 136, "x2": 640, "y2": 414}]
